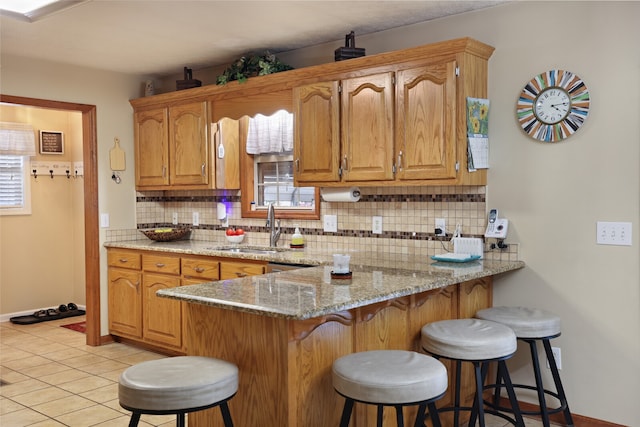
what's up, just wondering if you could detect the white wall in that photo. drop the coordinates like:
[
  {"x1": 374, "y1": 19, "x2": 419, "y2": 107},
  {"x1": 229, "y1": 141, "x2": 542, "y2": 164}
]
[{"x1": 0, "y1": 54, "x2": 147, "y2": 333}]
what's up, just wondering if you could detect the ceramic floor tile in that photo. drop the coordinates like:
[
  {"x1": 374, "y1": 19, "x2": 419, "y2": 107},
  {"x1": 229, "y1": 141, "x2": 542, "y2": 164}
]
[
  {"x1": 59, "y1": 353, "x2": 111, "y2": 368},
  {"x1": 0, "y1": 367, "x2": 29, "y2": 384},
  {"x1": 19, "y1": 361, "x2": 72, "y2": 379},
  {"x1": 56, "y1": 375, "x2": 113, "y2": 394},
  {"x1": 0, "y1": 396, "x2": 25, "y2": 415},
  {"x1": 54, "y1": 404, "x2": 122, "y2": 427},
  {"x1": 41, "y1": 347, "x2": 91, "y2": 362},
  {"x1": 102, "y1": 398, "x2": 130, "y2": 415},
  {"x1": 29, "y1": 419, "x2": 68, "y2": 426},
  {"x1": 38, "y1": 368, "x2": 91, "y2": 386},
  {"x1": 98, "y1": 368, "x2": 126, "y2": 382},
  {"x1": 31, "y1": 395, "x2": 97, "y2": 417},
  {"x1": 0, "y1": 347, "x2": 33, "y2": 363},
  {"x1": 10, "y1": 385, "x2": 73, "y2": 407},
  {"x1": 79, "y1": 382, "x2": 119, "y2": 404},
  {"x1": 2, "y1": 354, "x2": 52, "y2": 371},
  {"x1": 114, "y1": 350, "x2": 165, "y2": 365},
  {"x1": 0, "y1": 378, "x2": 50, "y2": 398},
  {"x1": 0, "y1": 407, "x2": 49, "y2": 425},
  {"x1": 77, "y1": 359, "x2": 130, "y2": 375}
]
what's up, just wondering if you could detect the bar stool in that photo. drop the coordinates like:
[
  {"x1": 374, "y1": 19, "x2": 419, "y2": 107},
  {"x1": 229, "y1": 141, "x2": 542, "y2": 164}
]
[
  {"x1": 118, "y1": 356, "x2": 238, "y2": 427},
  {"x1": 332, "y1": 350, "x2": 447, "y2": 427},
  {"x1": 421, "y1": 318, "x2": 525, "y2": 427},
  {"x1": 476, "y1": 306, "x2": 574, "y2": 427}
]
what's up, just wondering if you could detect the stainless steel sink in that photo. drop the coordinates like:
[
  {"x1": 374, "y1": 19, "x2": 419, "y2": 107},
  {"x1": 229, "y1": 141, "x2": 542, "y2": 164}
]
[{"x1": 207, "y1": 246, "x2": 285, "y2": 255}]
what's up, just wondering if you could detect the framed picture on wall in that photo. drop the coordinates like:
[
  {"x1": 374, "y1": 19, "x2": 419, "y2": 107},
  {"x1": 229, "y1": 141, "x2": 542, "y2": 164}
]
[{"x1": 39, "y1": 130, "x2": 64, "y2": 154}]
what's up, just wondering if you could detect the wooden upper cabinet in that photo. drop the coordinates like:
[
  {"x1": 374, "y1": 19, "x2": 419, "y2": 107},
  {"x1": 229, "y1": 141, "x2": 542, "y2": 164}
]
[
  {"x1": 134, "y1": 108, "x2": 169, "y2": 187},
  {"x1": 395, "y1": 61, "x2": 457, "y2": 180},
  {"x1": 169, "y1": 101, "x2": 209, "y2": 186},
  {"x1": 341, "y1": 72, "x2": 394, "y2": 182},
  {"x1": 293, "y1": 81, "x2": 340, "y2": 183}
]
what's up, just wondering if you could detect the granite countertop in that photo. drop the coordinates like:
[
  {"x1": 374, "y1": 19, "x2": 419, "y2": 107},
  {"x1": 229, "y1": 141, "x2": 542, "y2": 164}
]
[{"x1": 106, "y1": 239, "x2": 524, "y2": 320}]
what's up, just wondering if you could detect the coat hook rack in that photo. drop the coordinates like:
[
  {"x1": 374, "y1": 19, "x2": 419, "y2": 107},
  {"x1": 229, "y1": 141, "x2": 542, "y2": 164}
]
[
  {"x1": 49, "y1": 170, "x2": 54, "y2": 179},
  {"x1": 32, "y1": 169, "x2": 38, "y2": 179}
]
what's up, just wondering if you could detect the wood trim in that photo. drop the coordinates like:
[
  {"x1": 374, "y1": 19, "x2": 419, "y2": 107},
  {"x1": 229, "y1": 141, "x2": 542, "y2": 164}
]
[{"x1": 0, "y1": 94, "x2": 101, "y2": 347}]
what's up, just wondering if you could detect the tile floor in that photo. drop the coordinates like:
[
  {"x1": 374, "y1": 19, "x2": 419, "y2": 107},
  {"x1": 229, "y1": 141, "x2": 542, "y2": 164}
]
[{"x1": 1, "y1": 315, "x2": 557, "y2": 427}]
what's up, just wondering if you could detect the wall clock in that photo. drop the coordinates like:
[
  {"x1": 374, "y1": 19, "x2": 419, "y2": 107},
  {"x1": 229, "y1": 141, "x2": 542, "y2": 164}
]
[{"x1": 516, "y1": 69, "x2": 590, "y2": 142}]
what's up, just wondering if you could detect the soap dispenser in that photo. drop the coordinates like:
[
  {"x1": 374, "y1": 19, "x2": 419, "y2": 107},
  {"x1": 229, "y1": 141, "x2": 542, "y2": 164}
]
[{"x1": 291, "y1": 226, "x2": 305, "y2": 248}]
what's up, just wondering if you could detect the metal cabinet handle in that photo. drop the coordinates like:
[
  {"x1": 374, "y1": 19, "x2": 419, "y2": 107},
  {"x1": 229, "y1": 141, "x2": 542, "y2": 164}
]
[
  {"x1": 201, "y1": 163, "x2": 205, "y2": 176},
  {"x1": 235, "y1": 272, "x2": 247, "y2": 277},
  {"x1": 162, "y1": 166, "x2": 166, "y2": 178},
  {"x1": 155, "y1": 263, "x2": 165, "y2": 268},
  {"x1": 194, "y1": 267, "x2": 205, "y2": 273},
  {"x1": 342, "y1": 155, "x2": 348, "y2": 172},
  {"x1": 396, "y1": 151, "x2": 403, "y2": 170},
  {"x1": 295, "y1": 158, "x2": 300, "y2": 172},
  {"x1": 118, "y1": 259, "x2": 128, "y2": 263}
]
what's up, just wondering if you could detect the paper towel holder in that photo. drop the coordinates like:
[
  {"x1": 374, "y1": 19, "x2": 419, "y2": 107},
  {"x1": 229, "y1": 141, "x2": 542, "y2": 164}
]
[{"x1": 321, "y1": 187, "x2": 361, "y2": 202}]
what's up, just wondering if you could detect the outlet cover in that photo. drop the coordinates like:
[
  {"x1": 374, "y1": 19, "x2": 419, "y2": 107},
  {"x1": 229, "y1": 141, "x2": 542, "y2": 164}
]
[
  {"x1": 372, "y1": 216, "x2": 383, "y2": 234},
  {"x1": 435, "y1": 218, "x2": 446, "y2": 236},
  {"x1": 323, "y1": 214, "x2": 337, "y2": 232},
  {"x1": 172, "y1": 212, "x2": 178, "y2": 225},
  {"x1": 192, "y1": 212, "x2": 200, "y2": 226}
]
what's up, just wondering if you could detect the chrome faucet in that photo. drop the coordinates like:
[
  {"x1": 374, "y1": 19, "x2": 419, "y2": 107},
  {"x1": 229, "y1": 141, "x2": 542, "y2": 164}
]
[{"x1": 266, "y1": 203, "x2": 281, "y2": 247}]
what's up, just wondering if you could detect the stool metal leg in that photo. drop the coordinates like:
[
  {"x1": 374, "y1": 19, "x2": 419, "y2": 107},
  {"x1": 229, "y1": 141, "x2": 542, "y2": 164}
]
[
  {"x1": 220, "y1": 401, "x2": 234, "y2": 427},
  {"x1": 339, "y1": 398, "x2": 355, "y2": 427},
  {"x1": 528, "y1": 339, "x2": 551, "y2": 427},
  {"x1": 498, "y1": 360, "x2": 525, "y2": 427},
  {"x1": 395, "y1": 405, "x2": 404, "y2": 427},
  {"x1": 542, "y1": 339, "x2": 574, "y2": 426},
  {"x1": 176, "y1": 413, "x2": 185, "y2": 427},
  {"x1": 377, "y1": 405, "x2": 384, "y2": 427},
  {"x1": 128, "y1": 412, "x2": 141, "y2": 427},
  {"x1": 453, "y1": 359, "x2": 462, "y2": 427}
]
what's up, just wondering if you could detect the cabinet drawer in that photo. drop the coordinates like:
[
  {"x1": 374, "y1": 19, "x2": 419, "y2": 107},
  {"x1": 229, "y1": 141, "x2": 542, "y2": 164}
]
[
  {"x1": 182, "y1": 257, "x2": 219, "y2": 280},
  {"x1": 107, "y1": 250, "x2": 141, "y2": 270},
  {"x1": 220, "y1": 261, "x2": 266, "y2": 279},
  {"x1": 143, "y1": 254, "x2": 181, "y2": 275}
]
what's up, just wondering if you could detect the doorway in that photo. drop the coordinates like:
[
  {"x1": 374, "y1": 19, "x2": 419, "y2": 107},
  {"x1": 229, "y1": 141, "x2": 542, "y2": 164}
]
[{"x1": 0, "y1": 94, "x2": 101, "y2": 346}]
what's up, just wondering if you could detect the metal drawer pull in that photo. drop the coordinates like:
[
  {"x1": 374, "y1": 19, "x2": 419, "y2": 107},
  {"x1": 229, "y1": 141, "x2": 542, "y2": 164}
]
[
  {"x1": 235, "y1": 272, "x2": 247, "y2": 277},
  {"x1": 155, "y1": 263, "x2": 165, "y2": 268},
  {"x1": 119, "y1": 259, "x2": 128, "y2": 263},
  {"x1": 194, "y1": 267, "x2": 205, "y2": 273}
]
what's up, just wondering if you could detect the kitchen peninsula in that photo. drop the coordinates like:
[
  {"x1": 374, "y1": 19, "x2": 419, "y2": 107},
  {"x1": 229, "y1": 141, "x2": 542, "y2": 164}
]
[{"x1": 147, "y1": 242, "x2": 523, "y2": 427}]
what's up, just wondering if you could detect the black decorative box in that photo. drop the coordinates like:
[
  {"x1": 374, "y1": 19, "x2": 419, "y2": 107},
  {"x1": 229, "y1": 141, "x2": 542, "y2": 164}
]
[
  {"x1": 335, "y1": 31, "x2": 365, "y2": 61},
  {"x1": 176, "y1": 67, "x2": 201, "y2": 91}
]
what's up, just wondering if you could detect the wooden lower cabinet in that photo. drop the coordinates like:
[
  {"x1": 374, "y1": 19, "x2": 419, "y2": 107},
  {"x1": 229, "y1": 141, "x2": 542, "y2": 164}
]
[
  {"x1": 107, "y1": 248, "x2": 269, "y2": 353},
  {"x1": 186, "y1": 277, "x2": 492, "y2": 427}
]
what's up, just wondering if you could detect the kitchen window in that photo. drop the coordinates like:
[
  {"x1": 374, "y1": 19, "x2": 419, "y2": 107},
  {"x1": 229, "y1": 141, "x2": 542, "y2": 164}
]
[
  {"x1": 0, "y1": 154, "x2": 31, "y2": 215},
  {"x1": 254, "y1": 153, "x2": 315, "y2": 209}
]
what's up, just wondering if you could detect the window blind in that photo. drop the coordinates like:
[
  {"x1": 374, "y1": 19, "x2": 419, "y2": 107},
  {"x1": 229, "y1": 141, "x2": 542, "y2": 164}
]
[{"x1": 0, "y1": 155, "x2": 26, "y2": 208}]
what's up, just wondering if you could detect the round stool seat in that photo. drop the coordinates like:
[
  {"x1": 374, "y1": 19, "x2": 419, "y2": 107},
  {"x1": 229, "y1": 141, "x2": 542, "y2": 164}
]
[
  {"x1": 333, "y1": 350, "x2": 447, "y2": 405},
  {"x1": 119, "y1": 356, "x2": 238, "y2": 412},
  {"x1": 421, "y1": 319, "x2": 516, "y2": 361},
  {"x1": 476, "y1": 306, "x2": 561, "y2": 338}
]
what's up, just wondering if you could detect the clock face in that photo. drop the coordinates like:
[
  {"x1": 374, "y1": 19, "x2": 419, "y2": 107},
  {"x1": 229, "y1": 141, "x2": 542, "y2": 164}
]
[{"x1": 517, "y1": 69, "x2": 590, "y2": 142}]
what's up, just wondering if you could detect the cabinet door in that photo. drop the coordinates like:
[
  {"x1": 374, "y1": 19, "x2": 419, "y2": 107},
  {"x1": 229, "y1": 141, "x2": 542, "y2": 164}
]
[
  {"x1": 169, "y1": 101, "x2": 209, "y2": 186},
  {"x1": 293, "y1": 81, "x2": 341, "y2": 183},
  {"x1": 134, "y1": 108, "x2": 169, "y2": 187},
  {"x1": 396, "y1": 62, "x2": 457, "y2": 180},
  {"x1": 108, "y1": 268, "x2": 142, "y2": 338},
  {"x1": 341, "y1": 72, "x2": 394, "y2": 182},
  {"x1": 143, "y1": 273, "x2": 182, "y2": 348},
  {"x1": 220, "y1": 260, "x2": 266, "y2": 280},
  {"x1": 213, "y1": 118, "x2": 240, "y2": 189}
]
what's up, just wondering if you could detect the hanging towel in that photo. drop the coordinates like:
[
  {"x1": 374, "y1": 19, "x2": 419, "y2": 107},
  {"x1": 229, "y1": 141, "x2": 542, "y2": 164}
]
[{"x1": 246, "y1": 110, "x2": 293, "y2": 154}]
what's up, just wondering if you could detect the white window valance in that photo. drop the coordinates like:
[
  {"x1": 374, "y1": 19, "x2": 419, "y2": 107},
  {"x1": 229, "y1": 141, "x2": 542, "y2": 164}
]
[
  {"x1": 0, "y1": 122, "x2": 37, "y2": 156},
  {"x1": 246, "y1": 110, "x2": 293, "y2": 154}
]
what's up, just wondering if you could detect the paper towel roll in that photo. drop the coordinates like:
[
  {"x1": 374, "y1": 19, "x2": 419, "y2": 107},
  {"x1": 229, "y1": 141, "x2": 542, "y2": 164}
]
[{"x1": 321, "y1": 187, "x2": 361, "y2": 202}]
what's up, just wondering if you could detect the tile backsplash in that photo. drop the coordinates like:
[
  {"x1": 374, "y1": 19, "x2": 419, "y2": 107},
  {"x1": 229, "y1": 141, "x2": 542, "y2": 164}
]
[{"x1": 107, "y1": 185, "x2": 518, "y2": 261}]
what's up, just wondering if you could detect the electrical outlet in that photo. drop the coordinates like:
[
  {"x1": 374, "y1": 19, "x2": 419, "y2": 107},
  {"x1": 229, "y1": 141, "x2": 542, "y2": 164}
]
[
  {"x1": 172, "y1": 212, "x2": 178, "y2": 225},
  {"x1": 372, "y1": 216, "x2": 383, "y2": 234},
  {"x1": 435, "y1": 218, "x2": 446, "y2": 236},
  {"x1": 547, "y1": 346, "x2": 562, "y2": 370},
  {"x1": 192, "y1": 212, "x2": 200, "y2": 226},
  {"x1": 323, "y1": 214, "x2": 337, "y2": 232}
]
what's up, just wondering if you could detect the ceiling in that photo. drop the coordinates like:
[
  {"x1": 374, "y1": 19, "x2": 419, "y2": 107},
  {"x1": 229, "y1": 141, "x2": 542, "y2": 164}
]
[{"x1": 0, "y1": 1, "x2": 506, "y2": 78}]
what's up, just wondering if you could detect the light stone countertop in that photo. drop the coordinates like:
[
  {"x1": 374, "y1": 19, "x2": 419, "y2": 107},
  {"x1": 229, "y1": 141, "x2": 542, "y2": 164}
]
[{"x1": 105, "y1": 239, "x2": 524, "y2": 320}]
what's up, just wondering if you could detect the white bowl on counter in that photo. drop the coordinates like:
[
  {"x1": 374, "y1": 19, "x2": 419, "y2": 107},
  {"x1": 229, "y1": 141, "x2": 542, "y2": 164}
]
[{"x1": 225, "y1": 234, "x2": 245, "y2": 244}]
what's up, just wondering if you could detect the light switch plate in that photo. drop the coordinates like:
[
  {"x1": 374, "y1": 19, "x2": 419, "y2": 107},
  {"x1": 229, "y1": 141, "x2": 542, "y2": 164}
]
[
  {"x1": 323, "y1": 214, "x2": 337, "y2": 232},
  {"x1": 372, "y1": 216, "x2": 383, "y2": 234},
  {"x1": 100, "y1": 213, "x2": 109, "y2": 228},
  {"x1": 596, "y1": 221, "x2": 632, "y2": 246}
]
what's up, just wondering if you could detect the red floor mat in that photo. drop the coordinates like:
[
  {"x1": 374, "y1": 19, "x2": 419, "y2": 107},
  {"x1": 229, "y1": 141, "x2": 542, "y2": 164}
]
[{"x1": 60, "y1": 321, "x2": 86, "y2": 334}]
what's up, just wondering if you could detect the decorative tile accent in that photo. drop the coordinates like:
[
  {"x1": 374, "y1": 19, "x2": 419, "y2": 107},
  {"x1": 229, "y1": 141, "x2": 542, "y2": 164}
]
[{"x1": 115, "y1": 185, "x2": 517, "y2": 261}]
